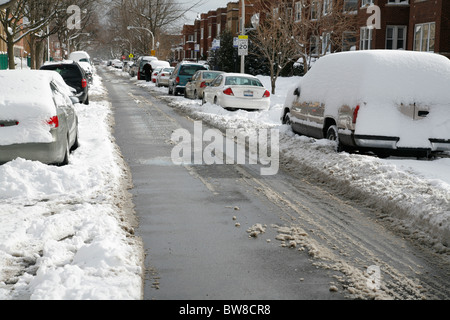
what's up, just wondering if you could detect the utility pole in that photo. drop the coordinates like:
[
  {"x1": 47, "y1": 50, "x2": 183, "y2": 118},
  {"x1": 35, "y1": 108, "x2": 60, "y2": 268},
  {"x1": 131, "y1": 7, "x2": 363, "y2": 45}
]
[{"x1": 240, "y1": 0, "x2": 245, "y2": 74}]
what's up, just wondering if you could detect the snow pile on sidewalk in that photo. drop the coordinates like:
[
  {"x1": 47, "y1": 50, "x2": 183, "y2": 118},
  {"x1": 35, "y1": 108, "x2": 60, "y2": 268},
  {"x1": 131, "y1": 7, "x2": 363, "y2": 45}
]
[{"x1": 0, "y1": 71, "x2": 144, "y2": 300}]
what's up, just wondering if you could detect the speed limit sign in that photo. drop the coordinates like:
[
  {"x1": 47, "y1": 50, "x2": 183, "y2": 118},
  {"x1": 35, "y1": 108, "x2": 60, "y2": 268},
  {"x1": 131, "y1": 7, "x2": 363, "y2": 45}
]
[{"x1": 238, "y1": 35, "x2": 248, "y2": 56}]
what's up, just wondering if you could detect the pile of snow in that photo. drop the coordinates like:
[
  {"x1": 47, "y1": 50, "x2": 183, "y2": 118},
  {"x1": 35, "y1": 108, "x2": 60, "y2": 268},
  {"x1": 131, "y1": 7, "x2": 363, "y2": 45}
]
[{"x1": 0, "y1": 70, "x2": 143, "y2": 300}]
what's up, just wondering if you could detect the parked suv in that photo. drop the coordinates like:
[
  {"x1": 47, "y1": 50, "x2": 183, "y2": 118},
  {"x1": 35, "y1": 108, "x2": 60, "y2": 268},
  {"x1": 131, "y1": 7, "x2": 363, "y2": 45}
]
[
  {"x1": 40, "y1": 61, "x2": 89, "y2": 105},
  {"x1": 168, "y1": 62, "x2": 209, "y2": 96},
  {"x1": 135, "y1": 56, "x2": 158, "y2": 80},
  {"x1": 281, "y1": 50, "x2": 450, "y2": 158}
]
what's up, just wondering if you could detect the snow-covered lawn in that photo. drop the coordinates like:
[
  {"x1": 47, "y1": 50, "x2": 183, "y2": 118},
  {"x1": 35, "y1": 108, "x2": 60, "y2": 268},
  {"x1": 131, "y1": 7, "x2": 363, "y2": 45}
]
[{"x1": 0, "y1": 71, "x2": 144, "y2": 300}]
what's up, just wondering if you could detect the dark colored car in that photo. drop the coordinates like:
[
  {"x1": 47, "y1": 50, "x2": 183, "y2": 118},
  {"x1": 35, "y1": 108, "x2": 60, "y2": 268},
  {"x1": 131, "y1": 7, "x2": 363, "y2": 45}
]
[
  {"x1": 168, "y1": 62, "x2": 209, "y2": 96},
  {"x1": 40, "y1": 61, "x2": 89, "y2": 105}
]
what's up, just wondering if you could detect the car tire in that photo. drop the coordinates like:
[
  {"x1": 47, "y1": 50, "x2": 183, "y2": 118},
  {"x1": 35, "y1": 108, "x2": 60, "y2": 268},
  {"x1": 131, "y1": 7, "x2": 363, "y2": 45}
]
[
  {"x1": 84, "y1": 95, "x2": 89, "y2": 105},
  {"x1": 282, "y1": 112, "x2": 292, "y2": 125},
  {"x1": 194, "y1": 90, "x2": 198, "y2": 100},
  {"x1": 326, "y1": 125, "x2": 343, "y2": 152},
  {"x1": 59, "y1": 139, "x2": 70, "y2": 166}
]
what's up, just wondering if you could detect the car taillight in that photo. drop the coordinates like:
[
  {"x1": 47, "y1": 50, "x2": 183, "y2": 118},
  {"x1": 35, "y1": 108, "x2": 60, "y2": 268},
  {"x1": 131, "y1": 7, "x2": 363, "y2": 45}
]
[
  {"x1": 47, "y1": 116, "x2": 59, "y2": 128},
  {"x1": 223, "y1": 88, "x2": 234, "y2": 96},
  {"x1": 263, "y1": 90, "x2": 271, "y2": 98},
  {"x1": 353, "y1": 105, "x2": 360, "y2": 124},
  {"x1": 200, "y1": 81, "x2": 207, "y2": 88},
  {"x1": 82, "y1": 79, "x2": 87, "y2": 88},
  {"x1": 161, "y1": 73, "x2": 165, "y2": 77},
  {"x1": 176, "y1": 76, "x2": 180, "y2": 84}
]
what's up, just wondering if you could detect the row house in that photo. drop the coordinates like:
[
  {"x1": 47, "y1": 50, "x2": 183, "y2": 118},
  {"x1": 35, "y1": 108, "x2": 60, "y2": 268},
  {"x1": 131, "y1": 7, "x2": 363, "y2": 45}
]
[
  {"x1": 358, "y1": 0, "x2": 450, "y2": 57},
  {"x1": 178, "y1": 0, "x2": 450, "y2": 64}
]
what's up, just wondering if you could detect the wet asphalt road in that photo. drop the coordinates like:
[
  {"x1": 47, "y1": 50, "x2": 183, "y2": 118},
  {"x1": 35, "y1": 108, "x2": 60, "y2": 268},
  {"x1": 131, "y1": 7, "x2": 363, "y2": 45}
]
[
  {"x1": 100, "y1": 67, "x2": 450, "y2": 301},
  {"x1": 100, "y1": 68, "x2": 346, "y2": 300}
]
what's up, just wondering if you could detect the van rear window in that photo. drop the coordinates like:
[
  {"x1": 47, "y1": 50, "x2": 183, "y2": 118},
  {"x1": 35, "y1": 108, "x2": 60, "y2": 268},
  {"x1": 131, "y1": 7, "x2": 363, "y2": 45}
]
[{"x1": 180, "y1": 65, "x2": 207, "y2": 76}]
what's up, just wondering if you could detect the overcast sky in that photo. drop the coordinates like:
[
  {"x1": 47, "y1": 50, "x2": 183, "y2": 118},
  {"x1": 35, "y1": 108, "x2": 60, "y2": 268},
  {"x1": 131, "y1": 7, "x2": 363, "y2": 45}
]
[{"x1": 184, "y1": 0, "x2": 232, "y2": 23}]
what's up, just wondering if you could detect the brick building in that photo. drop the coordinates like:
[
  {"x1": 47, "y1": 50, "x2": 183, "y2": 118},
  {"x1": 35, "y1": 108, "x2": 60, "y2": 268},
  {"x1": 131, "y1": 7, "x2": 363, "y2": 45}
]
[
  {"x1": 177, "y1": 0, "x2": 450, "y2": 63},
  {"x1": 358, "y1": 0, "x2": 450, "y2": 57}
]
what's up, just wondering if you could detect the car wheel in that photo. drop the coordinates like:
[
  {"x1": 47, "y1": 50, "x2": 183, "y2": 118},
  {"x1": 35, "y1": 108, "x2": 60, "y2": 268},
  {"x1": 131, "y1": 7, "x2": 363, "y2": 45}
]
[
  {"x1": 282, "y1": 112, "x2": 292, "y2": 125},
  {"x1": 71, "y1": 130, "x2": 80, "y2": 152},
  {"x1": 326, "y1": 125, "x2": 343, "y2": 152},
  {"x1": 168, "y1": 85, "x2": 173, "y2": 95},
  {"x1": 58, "y1": 139, "x2": 70, "y2": 166},
  {"x1": 84, "y1": 95, "x2": 89, "y2": 105},
  {"x1": 213, "y1": 96, "x2": 218, "y2": 105},
  {"x1": 194, "y1": 90, "x2": 198, "y2": 100},
  {"x1": 202, "y1": 95, "x2": 206, "y2": 105}
]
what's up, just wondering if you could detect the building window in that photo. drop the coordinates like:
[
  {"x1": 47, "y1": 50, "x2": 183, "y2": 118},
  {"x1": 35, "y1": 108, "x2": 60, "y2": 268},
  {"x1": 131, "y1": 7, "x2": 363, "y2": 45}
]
[
  {"x1": 361, "y1": 0, "x2": 374, "y2": 6},
  {"x1": 295, "y1": 2, "x2": 302, "y2": 22},
  {"x1": 386, "y1": 26, "x2": 407, "y2": 49},
  {"x1": 323, "y1": 0, "x2": 332, "y2": 15},
  {"x1": 310, "y1": 35, "x2": 319, "y2": 56},
  {"x1": 208, "y1": 25, "x2": 211, "y2": 38},
  {"x1": 344, "y1": 0, "x2": 358, "y2": 12},
  {"x1": 322, "y1": 32, "x2": 331, "y2": 55},
  {"x1": 387, "y1": 0, "x2": 408, "y2": 4},
  {"x1": 414, "y1": 22, "x2": 435, "y2": 52},
  {"x1": 311, "y1": 1, "x2": 318, "y2": 20},
  {"x1": 360, "y1": 27, "x2": 372, "y2": 50},
  {"x1": 217, "y1": 23, "x2": 221, "y2": 35},
  {"x1": 342, "y1": 31, "x2": 356, "y2": 51}
]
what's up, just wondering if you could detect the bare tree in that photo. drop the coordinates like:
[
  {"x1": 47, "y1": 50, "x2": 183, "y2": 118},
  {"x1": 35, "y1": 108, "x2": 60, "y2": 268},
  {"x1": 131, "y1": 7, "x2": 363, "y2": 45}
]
[{"x1": 250, "y1": 0, "x2": 300, "y2": 94}]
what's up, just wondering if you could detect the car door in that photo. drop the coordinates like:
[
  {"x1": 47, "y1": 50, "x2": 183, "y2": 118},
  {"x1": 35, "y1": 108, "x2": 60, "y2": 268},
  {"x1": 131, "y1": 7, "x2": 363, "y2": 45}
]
[{"x1": 207, "y1": 75, "x2": 223, "y2": 103}]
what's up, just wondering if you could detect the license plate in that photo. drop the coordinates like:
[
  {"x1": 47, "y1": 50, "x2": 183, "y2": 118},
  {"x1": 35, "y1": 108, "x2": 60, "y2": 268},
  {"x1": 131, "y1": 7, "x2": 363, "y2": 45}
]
[{"x1": 244, "y1": 90, "x2": 253, "y2": 97}]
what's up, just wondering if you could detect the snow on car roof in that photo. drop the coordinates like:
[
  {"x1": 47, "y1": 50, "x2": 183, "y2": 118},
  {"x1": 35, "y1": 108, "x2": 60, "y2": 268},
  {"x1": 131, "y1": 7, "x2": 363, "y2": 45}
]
[{"x1": 298, "y1": 50, "x2": 450, "y2": 108}]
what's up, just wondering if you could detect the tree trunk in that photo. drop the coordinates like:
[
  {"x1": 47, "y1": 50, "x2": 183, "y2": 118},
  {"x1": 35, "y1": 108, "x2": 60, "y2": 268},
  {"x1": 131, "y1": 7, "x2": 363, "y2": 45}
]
[{"x1": 7, "y1": 35, "x2": 15, "y2": 70}]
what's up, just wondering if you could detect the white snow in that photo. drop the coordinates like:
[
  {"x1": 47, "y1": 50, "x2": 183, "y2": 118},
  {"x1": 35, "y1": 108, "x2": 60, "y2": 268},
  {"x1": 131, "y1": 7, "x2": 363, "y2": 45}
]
[{"x1": 0, "y1": 70, "x2": 143, "y2": 300}]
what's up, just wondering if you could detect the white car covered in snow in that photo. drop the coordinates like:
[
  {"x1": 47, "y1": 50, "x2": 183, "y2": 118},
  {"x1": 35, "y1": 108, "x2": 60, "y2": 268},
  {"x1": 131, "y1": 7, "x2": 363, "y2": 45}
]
[
  {"x1": 281, "y1": 50, "x2": 450, "y2": 158},
  {"x1": 0, "y1": 70, "x2": 79, "y2": 166},
  {"x1": 202, "y1": 73, "x2": 271, "y2": 111}
]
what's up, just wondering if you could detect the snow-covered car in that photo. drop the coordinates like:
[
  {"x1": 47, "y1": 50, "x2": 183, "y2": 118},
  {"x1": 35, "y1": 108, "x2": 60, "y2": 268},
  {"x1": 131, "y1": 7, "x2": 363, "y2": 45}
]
[
  {"x1": 185, "y1": 70, "x2": 224, "y2": 100},
  {"x1": 69, "y1": 51, "x2": 92, "y2": 65},
  {"x1": 0, "y1": 70, "x2": 79, "y2": 166},
  {"x1": 202, "y1": 73, "x2": 271, "y2": 111},
  {"x1": 40, "y1": 60, "x2": 90, "y2": 105},
  {"x1": 281, "y1": 50, "x2": 450, "y2": 158},
  {"x1": 151, "y1": 67, "x2": 163, "y2": 83},
  {"x1": 78, "y1": 61, "x2": 94, "y2": 84},
  {"x1": 156, "y1": 67, "x2": 174, "y2": 87},
  {"x1": 111, "y1": 59, "x2": 123, "y2": 69}
]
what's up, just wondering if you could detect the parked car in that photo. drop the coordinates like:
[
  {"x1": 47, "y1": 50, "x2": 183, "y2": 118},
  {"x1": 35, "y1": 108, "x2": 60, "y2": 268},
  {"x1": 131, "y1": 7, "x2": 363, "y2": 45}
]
[
  {"x1": 156, "y1": 67, "x2": 174, "y2": 87},
  {"x1": 185, "y1": 70, "x2": 224, "y2": 100},
  {"x1": 168, "y1": 62, "x2": 209, "y2": 96},
  {"x1": 111, "y1": 59, "x2": 123, "y2": 69},
  {"x1": 202, "y1": 73, "x2": 270, "y2": 111},
  {"x1": 151, "y1": 67, "x2": 163, "y2": 83},
  {"x1": 281, "y1": 50, "x2": 450, "y2": 158},
  {"x1": 78, "y1": 61, "x2": 93, "y2": 84},
  {"x1": 69, "y1": 51, "x2": 92, "y2": 65},
  {"x1": 0, "y1": 70, "x2": 79, "y2": 166},
  {"x1": 40, "y1": 60, "x2": 89, "y2": 105},
  {"x1": 136, "y1": 56, "x2": 158, "y2": 80}
]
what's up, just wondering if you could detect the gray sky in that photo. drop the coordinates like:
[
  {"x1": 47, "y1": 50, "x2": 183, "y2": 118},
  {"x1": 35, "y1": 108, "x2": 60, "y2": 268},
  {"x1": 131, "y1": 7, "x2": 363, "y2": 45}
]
[{"x1": 184, "y1": 0, "x2": 232, "y2": 23}]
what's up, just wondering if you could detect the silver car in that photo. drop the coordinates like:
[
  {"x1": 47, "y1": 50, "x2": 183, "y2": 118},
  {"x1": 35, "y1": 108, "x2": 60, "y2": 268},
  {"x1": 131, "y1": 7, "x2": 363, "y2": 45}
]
[
  {"x1": 0, "y1": 70, "x2": 79, "y2": 166},
  {"x1": 185, "y1": 70, "x2": 224, "y2": 100},
  {"x1": 156, "y1": 67, "x2": 174, "y2": 87}
]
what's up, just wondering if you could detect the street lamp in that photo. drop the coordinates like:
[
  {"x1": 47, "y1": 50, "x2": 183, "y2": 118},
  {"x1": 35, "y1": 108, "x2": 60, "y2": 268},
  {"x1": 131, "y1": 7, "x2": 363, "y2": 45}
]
[{"x1": 127, "y1": 26, "x2": 155, "y2": 54}]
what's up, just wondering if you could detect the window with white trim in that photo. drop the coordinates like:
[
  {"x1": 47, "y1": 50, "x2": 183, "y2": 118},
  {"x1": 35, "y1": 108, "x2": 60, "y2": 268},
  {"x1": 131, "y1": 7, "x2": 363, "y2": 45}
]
[
  {"x1": 386, "y1": 26, "x2": 407, "y2": 49},
  {"x1": 387, "y1": 0, "x2": 408, "y2": 4},
  {"x1": 323, "y1": 0, "x2": 332, "y2": 15},
  {"x1": 360, "y1": 27, "x2": 372, "y2": 50},
  {"x1": 295, "y1": 1, "x2": 302, "y2": 22},
  {"x1": 322, "y1": 32, "x2": 331, "y2": 55},
  {"x1": 414, "y1": 22, "x2": 435, "y2": 52},
  {"x1": 361, "y1": 0, "x2": 374, "y2": 6}
]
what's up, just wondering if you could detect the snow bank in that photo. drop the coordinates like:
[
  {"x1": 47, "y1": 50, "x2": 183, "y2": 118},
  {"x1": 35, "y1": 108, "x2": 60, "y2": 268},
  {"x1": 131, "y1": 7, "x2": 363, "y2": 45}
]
[{"x1": 0, "y1": 71, "x2": 143, "y2": 300}]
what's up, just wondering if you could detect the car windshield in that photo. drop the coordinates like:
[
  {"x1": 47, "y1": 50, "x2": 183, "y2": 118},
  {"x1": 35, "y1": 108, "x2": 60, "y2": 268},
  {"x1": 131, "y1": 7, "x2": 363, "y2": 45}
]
[
  {"x1": 202, "y1": 72, "x2": 222, "y2": 80},
  {"x1": 162, "y1": 68, "x2": 174, "y2": 72},
  {"x1": 41, "y1": 64, "x2": 82, "y2": 80},
  {"x1": 225, "y1": 76, "x2": 263, "y2": 87},
  {"x1": 180, "y1": 65, "x2": 207, "y2": 76}
]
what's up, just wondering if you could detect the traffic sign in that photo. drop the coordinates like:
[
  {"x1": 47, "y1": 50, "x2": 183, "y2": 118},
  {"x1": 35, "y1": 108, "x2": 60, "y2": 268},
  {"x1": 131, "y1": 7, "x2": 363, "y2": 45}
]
[
  {"x1": 238, "y1": 35, "x2": 248, "y2": 56},
  {"x1": 129, "y1": 53, "x2": 134, "y2": 59}
]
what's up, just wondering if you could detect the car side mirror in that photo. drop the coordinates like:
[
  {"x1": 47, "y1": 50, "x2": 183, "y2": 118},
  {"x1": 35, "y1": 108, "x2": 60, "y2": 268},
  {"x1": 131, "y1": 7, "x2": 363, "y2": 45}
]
[{"x1": 294, "y1": 87, "x2": 301, "y2": 97}]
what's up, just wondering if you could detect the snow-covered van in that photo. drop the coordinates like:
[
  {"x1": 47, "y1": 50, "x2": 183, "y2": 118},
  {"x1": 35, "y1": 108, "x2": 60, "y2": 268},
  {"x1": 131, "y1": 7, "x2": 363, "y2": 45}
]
[{"x1": 281, "y1": 50, "x2": 450, "y2": 157}]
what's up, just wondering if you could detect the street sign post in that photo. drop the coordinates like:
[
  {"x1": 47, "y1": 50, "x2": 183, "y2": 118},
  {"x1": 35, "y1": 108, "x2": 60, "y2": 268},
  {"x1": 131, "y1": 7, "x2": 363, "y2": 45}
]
[{"x1": 238, "y1": 35, "x2": 248, "y2": 57}]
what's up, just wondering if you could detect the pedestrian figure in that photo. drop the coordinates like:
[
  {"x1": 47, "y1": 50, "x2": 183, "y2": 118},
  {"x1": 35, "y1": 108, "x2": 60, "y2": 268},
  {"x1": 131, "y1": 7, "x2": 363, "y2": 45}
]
[{"x1": 143, "y1": 62, "x2": 153, "y2": 82}]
